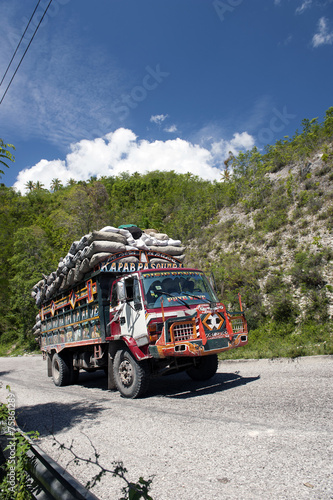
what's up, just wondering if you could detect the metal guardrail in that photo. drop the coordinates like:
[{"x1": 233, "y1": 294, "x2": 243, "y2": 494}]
[{"x1": 1, "y1": 429, "x2": 100, "y2": 500}]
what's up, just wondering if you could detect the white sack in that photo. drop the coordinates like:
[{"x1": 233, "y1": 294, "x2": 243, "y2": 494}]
[
  {"x1": 148, "y1": 245, "x2": 185, "y2": 256},
  {"x1": 99, "y1": 226, "x2": 120, "y2": 233}
]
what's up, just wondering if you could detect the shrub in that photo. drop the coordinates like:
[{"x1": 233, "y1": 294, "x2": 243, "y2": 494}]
[
  {"x1": 0, "y1": 331, "x2": 18, "y2": 345},
  {"x1": 270, "y1": 292, "x2": 299, "y2": 323},
  {"x1": 291, "y1": 251, "x2": 326, "y2": 289}
]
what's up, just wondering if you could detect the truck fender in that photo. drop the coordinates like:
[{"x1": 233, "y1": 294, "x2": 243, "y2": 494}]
[{"x1": 109, "y1": 337, "x2": 151, "y2": 361}]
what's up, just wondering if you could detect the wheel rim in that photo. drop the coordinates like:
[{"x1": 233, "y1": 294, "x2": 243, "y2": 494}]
[
  {"x1": 119, "y1": 359, "x2": 134, "y2": 387},
  {"x1": 53, "y1": 359, "x2": 60, "y2": 382}
]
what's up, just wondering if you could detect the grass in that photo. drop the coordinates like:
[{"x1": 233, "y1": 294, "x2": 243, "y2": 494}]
[
  {"x1": 219, "y1": 321, "x2": 333, "y2": 360},
  {"x1": 0, "y1": 340, "x2": 40, "y2": 357}
]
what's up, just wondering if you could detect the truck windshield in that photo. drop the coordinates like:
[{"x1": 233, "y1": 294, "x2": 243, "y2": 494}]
[{"x1": 142, "y1": 270, "x2": 218, "y2": 309}]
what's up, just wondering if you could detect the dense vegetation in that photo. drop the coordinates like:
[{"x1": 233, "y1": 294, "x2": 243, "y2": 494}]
[{"x1": 0, "y1": 107, "x2": 332, "y2": 358}]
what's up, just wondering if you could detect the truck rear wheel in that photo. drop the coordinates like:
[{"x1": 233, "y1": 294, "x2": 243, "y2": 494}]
[
  {"x1": 52, "y1": 352, "x2": 71, "y2": 386},
  {"x1": 186, "y1": 354, "x2": 218, "y2": 381},
  {"x1": 113, "y1": 349, "x2": 150, "y2": 398}
]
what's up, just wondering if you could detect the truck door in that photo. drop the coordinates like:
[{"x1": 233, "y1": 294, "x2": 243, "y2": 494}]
[
  {"x1": 117, "y1": 276, "x2": 148, "y2": 347},
  {"x1": 109, "y1": 282, "x2": 121, "y2": 337}
]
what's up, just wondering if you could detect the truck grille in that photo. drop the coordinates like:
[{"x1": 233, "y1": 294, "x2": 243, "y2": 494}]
[
  {"x1": 230, "y1": 318, "x2": 246, "y2": 333},
  {"x1": 172, "y1": 322, "x2": 195, "y2": 342}
]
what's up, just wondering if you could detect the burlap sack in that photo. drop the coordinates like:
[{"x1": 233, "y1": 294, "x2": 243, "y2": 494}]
[
  {"x1": 74, "y1": 262, "x2": 84, "y2": 282},
  {"x1": 77, "y1": 234, "x2": 91, "y2": 251},
  {"x1": 79, "y1": 258, "x2": 91, "y2": 274},
  {"x1": 87, "y1": 230, "x2": 127, "y2": 245},
  {"x1": 63, "y1": 254, "x2": 75, "y2": 269},
  {"x1": 89, "y1": 252, "x2": 113, "y2": 268},
  {"x1": 150, "y1": 232, "x2": 168, "y2": 241},
  {"x1": 86, "y1": 240, "x2": 126, "y2": 258},
  {"x1": 47, "y1": 272, "x2": 57, "y2": 285},
  {"x1": 69, "y1": 240, "x2": 79, "y2": 255},
  {"x1": 148, "y1": 245, "x2": 185, "y2": 256},
  {"x1": 73, "y1": 249, "x2": 82, "y2": 263}
]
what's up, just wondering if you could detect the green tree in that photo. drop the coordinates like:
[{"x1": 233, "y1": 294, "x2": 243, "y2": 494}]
[
  {"x1": 25, "y1": 180, "x2": 35, "y2": 192},
  {"x1": 50, "y1": 178, "x2": 63, "y2": 191},
  {"x1": 67, "y1": 178, "x2": 77, "y2": 186},
  {"x1": 34, "y1": 181, "x2": 45, "y2": 190},
  {"x1": 7, "y1": 226, "x2": 56, "y2": 342}
]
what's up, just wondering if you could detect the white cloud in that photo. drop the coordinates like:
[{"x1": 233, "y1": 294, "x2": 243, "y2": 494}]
[
  {"x1": 150, "y1": 114, "x2": 168, "y2": 124},
  {"x1": 164, "y1": 124, "x2": 178, "y2": 133},
  {"x1": 296, "y1": 0, "x2": 312, "y2": 14},
  {"x1": 312, "y1": 17, "x2": 333, "y2": 47},
  {"x1": 13, "y1": 128, "x2": 256, "y2": 192},
  {"x1": 211, "y1": 132, "x2": 255, "y2": 160}
]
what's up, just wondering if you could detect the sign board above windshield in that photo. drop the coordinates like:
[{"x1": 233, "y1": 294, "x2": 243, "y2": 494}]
[{"x1": 97, "y1": 250, "x2": 183, "y2": 273}]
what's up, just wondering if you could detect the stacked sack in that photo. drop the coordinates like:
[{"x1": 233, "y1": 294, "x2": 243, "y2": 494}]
[{"x1": 31, "y1": 225, "x2": 185, "y2": 307}]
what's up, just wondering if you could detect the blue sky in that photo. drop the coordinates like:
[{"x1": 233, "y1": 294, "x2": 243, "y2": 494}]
[{"x1": 0, "y1": 0, "x2": 332, "y2": 192}]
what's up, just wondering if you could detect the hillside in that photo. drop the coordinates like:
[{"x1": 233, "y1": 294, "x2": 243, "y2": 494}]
[
  {"x1": 0, "y1": 107, "x2": 332, "y2": 357},
  {"x1": 185, "y1": 120, "x2": 333, "y2": 358},
  {"x1": 187, "y1": 156, "x2": 332, "y2": 356}
]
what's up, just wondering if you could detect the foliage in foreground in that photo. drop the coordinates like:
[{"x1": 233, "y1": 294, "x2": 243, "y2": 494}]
[
  {"x1": 0, "y1": 386, "x2": 37, "y2": 500},
  {"x1": 0, "y1": 386, "x2": 153, "y2": 499},
  {"x1": 52, "y1": 433, "x2": 154, "y2": 499}
]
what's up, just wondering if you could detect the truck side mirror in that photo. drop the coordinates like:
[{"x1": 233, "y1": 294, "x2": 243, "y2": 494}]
[
  {"x1": 133, "y1": 279, "x2": 142, "y2": 311},
  {"x1": 117, "y1": 281, "x2": 126, "y2": 302}
]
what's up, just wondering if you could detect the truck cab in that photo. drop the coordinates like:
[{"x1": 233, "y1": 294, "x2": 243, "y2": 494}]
[{"x1": 106, "y1": 268, "x2": 248, "y2": 398}]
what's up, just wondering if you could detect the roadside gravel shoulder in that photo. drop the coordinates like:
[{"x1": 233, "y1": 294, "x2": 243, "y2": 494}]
[{"x1": 0, "y1": 355, "x2": 332, "y2": 499}]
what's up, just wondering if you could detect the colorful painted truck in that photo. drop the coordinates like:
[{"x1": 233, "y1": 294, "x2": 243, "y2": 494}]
[{"x1": 39, "y1": 249, "x2": 248, "y2": 398}]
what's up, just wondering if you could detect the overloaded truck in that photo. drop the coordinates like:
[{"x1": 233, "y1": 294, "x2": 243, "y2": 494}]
[{"x1": 32, "y1": 225, "x2": 248, "y2": 398}]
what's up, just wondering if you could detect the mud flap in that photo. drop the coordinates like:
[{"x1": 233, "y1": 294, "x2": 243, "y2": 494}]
[{"x1": 108, "y1": 344, "x2": 117, "y2": 390}]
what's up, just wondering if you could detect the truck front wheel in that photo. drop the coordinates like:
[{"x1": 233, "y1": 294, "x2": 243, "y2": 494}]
[
  {"x1": 52, "y1": 352, "x2": 71, "y2": 386},
  {"x1": 186, "y1": 354, "x2": 218, "y2": 381},
  {"x1": 113, "y1": 349, "x2": 150, "y2": 399}
]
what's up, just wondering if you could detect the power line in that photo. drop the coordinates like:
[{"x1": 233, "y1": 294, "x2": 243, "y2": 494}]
[
  {"x1": 0, "y1": 0, "x2": 54, "y2": 107},
  {"x1": 0, "y1": 0, "x2": 42, "y2": 88}
]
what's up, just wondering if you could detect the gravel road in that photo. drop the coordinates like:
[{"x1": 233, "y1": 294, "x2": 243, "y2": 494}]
[{"x1": 0, "y1": 354, "x2": 332, "y2": 500}]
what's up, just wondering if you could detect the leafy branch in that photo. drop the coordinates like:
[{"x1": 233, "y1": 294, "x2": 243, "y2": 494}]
[
  {"x1": 0, "y1": 139, "x2": 15, "y2": 178},
  {"x1": 0, "y1": 385, "x2": 39, "y2": 500},
  {"x1": 52, "y1": 432, "x2": 154, "y2": 500}
]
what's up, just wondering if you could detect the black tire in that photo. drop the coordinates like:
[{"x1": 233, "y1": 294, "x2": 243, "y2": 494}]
[
  {"x1": 186, "y1": 354, "x2": 218, "y2": 381},
  {"x1": 113, "y1": 349, "x2": 150, "y2": 399},
  {"x1": 52, "y1": 352, "x2": 71, "y2": 386}
]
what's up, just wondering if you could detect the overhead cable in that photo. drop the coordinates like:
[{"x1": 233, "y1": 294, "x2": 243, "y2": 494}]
[
  {"x1": 0, "y1": 0, "x2": 42, "y2": 88},
  {"x1": 0, "y1": 0, "x2": 54, "y2": 107}
]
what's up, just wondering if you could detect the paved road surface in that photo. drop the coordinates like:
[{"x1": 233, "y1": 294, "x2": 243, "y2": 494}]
[{"x1": 0, "y1": 355, "x2": 332, "y2": 500}]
